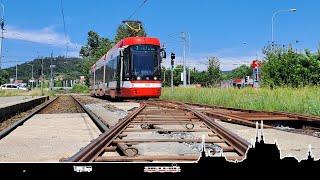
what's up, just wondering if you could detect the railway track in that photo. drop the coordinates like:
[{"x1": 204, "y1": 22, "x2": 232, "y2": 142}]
[
  {"x1": 67, "y1": 100, "x2": 250, "y2": 162},
  {"x1": 4, "y1": 95, "x2": 319, "y2": 162},
  {"x1": 161, "y1": 100, "x2": 320, "y2": 137},
  {"x1": 0, "y1": 95, "x2": 107, "y2": 140}
]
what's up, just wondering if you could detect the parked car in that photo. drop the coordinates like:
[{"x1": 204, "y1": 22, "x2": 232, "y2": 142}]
[{"x1": 0, "y1": 84, "x2": 29, "y2": 91}]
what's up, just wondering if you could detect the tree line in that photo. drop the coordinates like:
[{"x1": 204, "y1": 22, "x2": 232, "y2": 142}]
[
  {"x1": 161, "y1": 57, "x2": 252, "y2": 87},
  {"x1": 261, "y1": 44, "x2": 320, "y2": 88},
  {"x1": 0, "y1": 57, "x2": 83, "y2": 85}
]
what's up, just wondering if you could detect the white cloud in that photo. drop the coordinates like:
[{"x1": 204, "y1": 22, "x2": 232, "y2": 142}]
[
  {"x1": 4, "y1": 25, "x2": 81, "y2": 51},
  {"x1": 67, "y1": 50, "x2": 81, "y2": 58}
]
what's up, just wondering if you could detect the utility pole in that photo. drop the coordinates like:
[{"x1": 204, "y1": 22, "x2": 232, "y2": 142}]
[
  {"x1": 31, "y1": 64, "x2": 34, "y2": 89},
  {"x1": 171, "y1": 53, "x2": 175, "y2": 92},
  {"x1": 15, "y1": 64, "x2": 18, "y2": 82},
  {"x1": 41, "y1": 57, "x2": 44, "y2": 96},
  {"x1": 0, "y1": 3, "x2": 5, "y2": 78},
  {"x1": 50, "y1": 52, "x2": 54, "y2": 90},
  {"x1": 188, "y1": 67, "x2": 191, "y2": 85},
  {"x1": 181, "y1": 32, "x2": 187, "y2": 87},
  {"x1": 171, "y1": 67, "x2": 174, "y2": 92},
  {"x1": 27, "y1": 64, "x2": 34, "y2": 89}
]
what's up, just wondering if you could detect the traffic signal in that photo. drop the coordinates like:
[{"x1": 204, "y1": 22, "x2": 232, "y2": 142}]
[{"x1": 171, "y1": 53, "x2": 175, "y2": 66}]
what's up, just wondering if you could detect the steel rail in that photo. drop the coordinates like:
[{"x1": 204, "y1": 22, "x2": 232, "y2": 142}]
[
  {"x1": 151, "y1": 100, "x2": 267, "y2": 128},
  {"x1": 71, "y1": 95, "x2": 109, "y2": 132},
  {"x1": 184, "y1": 101, "x2": 320, "y2": 121},
  {"x1": 66, "y1": 103, "x2": 146, "y2": 162},
  {"x1": 67, "y1": 100, "x2": 250, "y2": 162},
  {"x1": 175, "y1": 102, "x2": 250, "y2": 156},
  {"x1": 158, "y1": 100, "x2": 320, "y2": 129}
]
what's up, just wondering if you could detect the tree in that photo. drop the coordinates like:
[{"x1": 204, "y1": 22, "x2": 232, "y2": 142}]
[
  {"x1": 79, "y1": 31, "x2": 114, "y2": 86},
  {"x1": 80, "y1": 31, "x2": 113, "y2": 59},
  {"x1": 261, "y1": 44, "x2": 320, "y2": 87},
  {"x1": 227, "y1": 65, "x2": 252, "y2": 80},
  {"x1": 0, "y1": 70, "x2": 9, "y2": 85},
  {"x1": 161, "y1": 66, "x2": 170, "y2": 87},
  {"x1": 93, "y1": 37, "x2": 113, "y2": 59},
  {"x1": 114, "y1": 22, "x2": 147, "y2": 43},
  {"x1": 207, "y1": 56, "x2": 222, "y2": 86},
  {"x1": 172, "y1": 65, "x2": 183, "y2": 86},
  {"x1": 192, "y1": 70, "x2": 209, "y2": 86},
  {"x1": 80, "y1": 31, "x2": 100, "y2": 58}
]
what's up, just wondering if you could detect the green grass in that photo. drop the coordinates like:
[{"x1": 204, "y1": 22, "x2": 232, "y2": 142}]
[
  {"x1": 160, "y1": 87, "x2": 320, "y2": 116},
  {"x1": 0, "y1": 88, "x2": 56, "y2": 97}
]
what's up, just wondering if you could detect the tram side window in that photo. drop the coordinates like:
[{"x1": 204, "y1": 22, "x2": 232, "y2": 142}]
[
  {"x1": 124, "y1": 49, "x2": 130, "y2": 77},
  {"x1": 104, "y1": 56, "x2": 120, "y2": 83},
  {"x1": 96, "y1": 67, "x2": 104, "y2": 85},
  {"x1": 89, "y1": 71, "x2": 94, "y2": 87},
  {"x1": 111, "y1": 58, "x2": 116, "y2": 81},
  {"x1": 106, "y1": 60, "x2": 113, "y2": 82}
]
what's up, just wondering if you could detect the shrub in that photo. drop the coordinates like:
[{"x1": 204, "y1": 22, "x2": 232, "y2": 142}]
[{"x1": 71, "y1": 84, "x2": 89, "y2": 93}]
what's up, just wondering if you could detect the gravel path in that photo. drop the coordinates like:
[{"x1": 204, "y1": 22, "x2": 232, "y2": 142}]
[
  {"x1": 73, "y1": 95, "x2": 140, "y2": 127},
  {"x1": 39, "y1": 96, "x2": 83, "y2": 114}
]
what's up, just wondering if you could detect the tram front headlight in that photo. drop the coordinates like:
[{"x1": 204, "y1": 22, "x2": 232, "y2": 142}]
[
  {"x1": 137, "y1": 76, "x2": 141, "y2": 80},
  {"x1": 154, "y1": 77, "x2": 158, "y2": 80}
]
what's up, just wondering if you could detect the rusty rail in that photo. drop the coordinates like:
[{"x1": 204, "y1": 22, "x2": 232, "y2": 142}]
[
  {"x1": 157, "y1": 100, "x2": 320, "y2": 131},
  {"x1": 67, "y1": 101, "x2": 250, "y2": 162},
  {"x1": 180, "y1": 103, "x2": 250, "y2": 155},
  {"x1": 71, "y1": 95, "x2": 109, "y2": 132},
  {"x1": 66, "y1": 103, "x2": 146, "y2": 162},
  {"x1": 185, "y1": 101, "x2": 320, "y2": 122}
]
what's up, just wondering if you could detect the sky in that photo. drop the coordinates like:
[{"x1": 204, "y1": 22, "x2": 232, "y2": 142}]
[{"x1": 1, "y1": 0, "x2": 320, "y2": 70}]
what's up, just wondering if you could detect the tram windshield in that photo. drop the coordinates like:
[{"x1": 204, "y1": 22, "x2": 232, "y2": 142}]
[{"x1": 130, "y1": 45, "x2": 161, "y2": 78}]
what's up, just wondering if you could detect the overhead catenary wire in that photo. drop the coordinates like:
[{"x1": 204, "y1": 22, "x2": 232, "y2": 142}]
[
  {"x1": 126, "y1": 0, "x2": 148, "y2": 21},
  {"x1": 122, "y1": 0, "x2": 149, "y2": 33},
  {"x1": 60, "y1": 0, "x2": 69, "y2": 58}
]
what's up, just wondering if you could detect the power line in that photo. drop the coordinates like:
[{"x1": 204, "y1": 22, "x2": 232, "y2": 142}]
[
  {"x1": 126, "y1": 0, "x2": 148, "y2": 20},
  {"x1": 60, "y1": 0, "x2": 69, "y2": 58}
]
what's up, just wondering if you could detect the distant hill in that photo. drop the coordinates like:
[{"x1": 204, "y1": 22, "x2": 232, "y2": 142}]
[
  {"x1": 4, "y1": 57, "x2": 85, "y2": 82},
  {"x1": 222, "y1": 70, "x2": 232, "y2": 74}
]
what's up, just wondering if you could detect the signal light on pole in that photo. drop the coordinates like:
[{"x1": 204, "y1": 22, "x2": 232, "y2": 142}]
[{"x1": 171, "y1": 53, "x2": 175, "y2": 66}]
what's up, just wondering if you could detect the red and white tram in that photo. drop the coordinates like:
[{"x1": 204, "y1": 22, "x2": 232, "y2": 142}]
[{"x1": 90, "y1": 37, "x2": 166, "y2": 99}]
